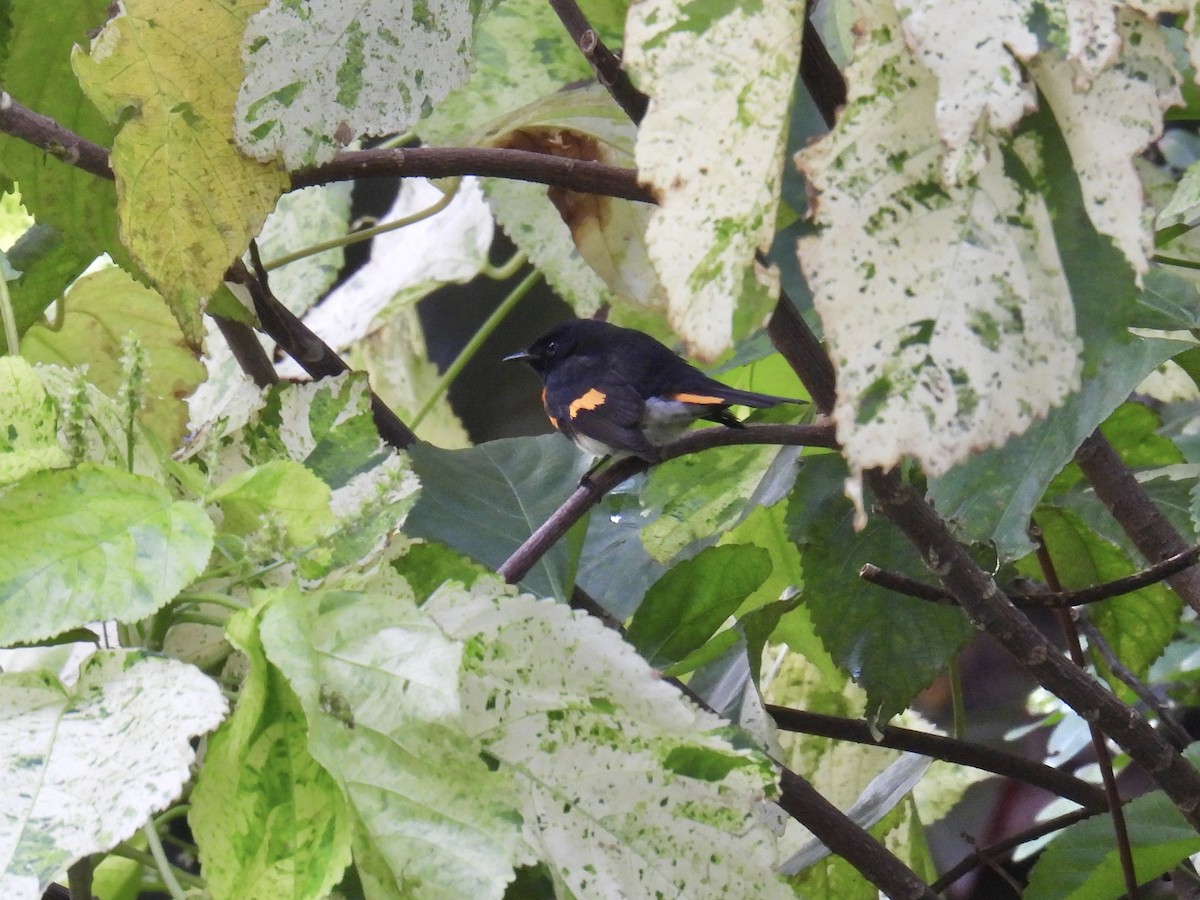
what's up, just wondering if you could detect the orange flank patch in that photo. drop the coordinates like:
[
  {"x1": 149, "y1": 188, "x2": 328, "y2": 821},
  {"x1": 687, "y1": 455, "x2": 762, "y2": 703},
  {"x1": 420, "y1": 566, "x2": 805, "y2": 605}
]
[
  {"x1": 569, "y1": 388, "x2": 606, "y2": 419},
  {"x1": 541, "y1": 387, "x2": 560, "y2": 430},
  {"x1": 669, "y1": 392, "x2": 725, "y2": 405}
]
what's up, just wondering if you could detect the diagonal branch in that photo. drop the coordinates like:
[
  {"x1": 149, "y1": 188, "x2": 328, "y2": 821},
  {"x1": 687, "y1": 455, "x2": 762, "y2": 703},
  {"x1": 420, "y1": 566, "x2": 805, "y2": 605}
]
[
  {"x1": 1075, "y1": 430, "x2": 1200, "y2": 615},
  {"x1": 547, "y1": 0, "x2": 648, "y2": 124},
  {"x1": 497, "y1": 422, "x2": 837, "y2": 584},
  {"x1": 767, "y1": 705, "x2": 1107, "y2": 810},
  {"x1": 229, "y1": 251, "x2": 418, "y2": 449}
]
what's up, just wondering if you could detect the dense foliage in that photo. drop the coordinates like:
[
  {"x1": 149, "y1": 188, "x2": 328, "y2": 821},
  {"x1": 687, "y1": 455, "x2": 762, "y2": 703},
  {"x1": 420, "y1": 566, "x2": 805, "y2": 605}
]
[{"x1": 5, "y1": 1, "x2": 1200, "y2": 898}]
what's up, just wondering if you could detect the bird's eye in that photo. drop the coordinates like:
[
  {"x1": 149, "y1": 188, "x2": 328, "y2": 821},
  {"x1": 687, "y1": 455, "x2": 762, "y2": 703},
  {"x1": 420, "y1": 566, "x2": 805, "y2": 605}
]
[{"x1": 545, "y1": 340, "x2": 558, "y2": 355}]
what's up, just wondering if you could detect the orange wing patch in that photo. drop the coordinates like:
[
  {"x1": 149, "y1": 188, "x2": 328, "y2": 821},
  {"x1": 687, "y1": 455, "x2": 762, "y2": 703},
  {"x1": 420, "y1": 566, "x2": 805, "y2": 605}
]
[
  {"x1": 569, "y1": 388, "x2": 606, "y2": 419},
  {"x1": 669, "y1": 392, "x2": 726, "y2": 405}
]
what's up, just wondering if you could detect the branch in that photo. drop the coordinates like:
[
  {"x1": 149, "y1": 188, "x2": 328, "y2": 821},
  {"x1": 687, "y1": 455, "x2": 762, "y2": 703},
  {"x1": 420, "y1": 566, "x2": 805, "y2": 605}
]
[
  {"x1": 858, "y1": 542, "x2": 1200, "y2": 608},
  {"x1": 0, "y1": 93, "x2": 112, "y2": 180},
  {"x1": 497, "y1": 422, "x2": 837, "y2": 584},
  {"x1": 766, "y1": 298, "x2": 1200, "y2": 831},
  {"x1": 777, "y1": 769, "x2": 937, "y2": 899},
  {"x1": 930, "y1": 806, "x2": 1100, "y2": 892},
  {"x1": 766, "y1": 705, "x2": 1107, "y2": 810},
  {"x1": 1075, "y1": 430, "x2": 1200, "y2": 616},
  {"x1": 1076, "y1": 615, "x2": 1192, "y2": 749},
  {"x1": 1032, "y1": 525, "x2": 1138, "y2": 899},
  {"x1": 294, "y1": 146, "x2": 653, "y2": 203},
  {"x1": 0, "y1": 94, "x2": 653, "y2": 205},
  {"x1": 865, "y1": 466, "x2": 1200, "y2": 830},
  {"x1": 211, "y1": 315, "x2": 278, "y2": 388},
  {"x1": 547, "y1": 0, "x2": 649, "y2": 124},
  {"x1": 228, "y1": 253, "x2": 418, "y2": 449}
]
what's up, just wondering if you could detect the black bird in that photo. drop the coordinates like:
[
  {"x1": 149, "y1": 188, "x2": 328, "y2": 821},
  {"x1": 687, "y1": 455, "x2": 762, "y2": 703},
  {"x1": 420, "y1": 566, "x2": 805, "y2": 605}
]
[{"x1": 504, "y1": 319, "x2": 804, "y2": 463}]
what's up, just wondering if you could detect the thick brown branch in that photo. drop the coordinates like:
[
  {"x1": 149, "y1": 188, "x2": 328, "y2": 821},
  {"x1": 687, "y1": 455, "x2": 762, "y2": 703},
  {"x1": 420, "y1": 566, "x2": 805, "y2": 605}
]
[
  {"x1": 766, "y1": 300, "x2": 1200, "y2": 831},
  {"x1": 1075, "y1": 430, "x2": 1200, "y2": 615},
  {"x1": 0, "y1": 97, "x2": 653, "y2": 205},
  {"x1": 778, "y1": 769, "x2": 937, "y2": 899},
  {"x1": 767, "y1": 705, "x2": 1107, "y2": 810},
  {"x1": 294, "y1": 146, "x2": 653, "y2": 203}
]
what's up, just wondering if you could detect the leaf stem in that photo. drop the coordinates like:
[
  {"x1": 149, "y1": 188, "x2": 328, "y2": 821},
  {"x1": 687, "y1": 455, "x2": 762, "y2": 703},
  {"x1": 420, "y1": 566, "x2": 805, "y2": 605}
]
[
  {"x1": 174, "y1": 591, "x2": 247, "y2": 611},
  {"x1": 947, "y1": 656, "x2": 965, "y2": 741},
  {"x1": 480, "y1": 250, "x2": 528, "y2": 281},
  {"x1": 410, "y1": 266, "x2": 541, "y2": 430},
  {"x1": 1153, "y1": 253, "x2": 1200, "y2": 270},
  {"x1": 110, "y1": 830, "x2": 203, "y2": 893},
  {"x1": 263, "y1": 178, "x2": 461, "y2": 271}
]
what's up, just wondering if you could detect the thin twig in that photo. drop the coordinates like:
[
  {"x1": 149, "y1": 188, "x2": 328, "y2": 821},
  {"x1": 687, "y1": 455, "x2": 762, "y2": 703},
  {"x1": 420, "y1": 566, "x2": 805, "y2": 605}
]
[
  {"x1": 1032, "y1": 522, "x2": 1138, "y2": 899},
  {"x1": 1076, "y1": 430, "x2": 1200, "y2": 616},
  {"x1": 858, "y1": 543, "x2": 1200, "y2": 608},
  {"x1": 766, "y1": 705, "x2": 1107, "y2": 810},
  {"x1": 931, "y1": 807, "x2": 1101, "y2": 892},
  {"x1": 1076, "y1": 616, "x2": 1192, "y2": 750},
  {"x1": 547, "y1": 0, "x2": 649, "y2": 123}
]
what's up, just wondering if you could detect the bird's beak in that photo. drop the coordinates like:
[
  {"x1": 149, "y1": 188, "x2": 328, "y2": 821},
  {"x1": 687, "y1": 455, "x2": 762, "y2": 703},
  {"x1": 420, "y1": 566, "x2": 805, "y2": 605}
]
[{"x1": 503, "y1": 349, "x2": 532, "y2": 363}]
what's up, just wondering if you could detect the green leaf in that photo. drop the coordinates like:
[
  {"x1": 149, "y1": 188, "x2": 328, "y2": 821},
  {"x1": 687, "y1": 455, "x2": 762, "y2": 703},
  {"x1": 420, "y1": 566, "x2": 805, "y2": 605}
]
[
  {"x1": 259, "y1": 585, "x2": 527, "y2": 900},
  {"x1": 0, "y1": 356, "x2": 70, "y2": 484},
  {"x1": 0, "y1": 650, "x2": 225, "y2": 898},
  {"x1": 1025, "y1": 789, "x2": 1200, "y2": 900},
  {"x1": 0, "y1": 0, "x2": 125, "y2": 350},
  {"x1": 190, "y1": 609, "x2": 353, "y2": 900},
  {"x1": 20, "y1": 266, "x2": 206, "y2": 450},
  {"x1": 1133, "y1": 268, "x2": 1200, "y2": 330},
  {"x1": 210, "y1": 460, "x2": 335, "y2": 550},
  {"x1": 72, "y1": 0, "x2": 289, "y2": 345},
  {"x1": 201, "y1": 374, "x2": 415, "y2": 576},
  {"x1": 1030, "y1": 507, "x2": 1180, "y2": 679},
  {"x1": 627, "y1": 544, "x2": 770, "y2": 669},
  {"x1": 391, "y1": 541, "x2": 487, "y2": 603},
  {"x1": 788, "y1": 455, "x2": 974, "y2": 721},
  {"x1": 405, "y1": 435, "x2": 588, "y2": 601},
  {"x1": 3, "y1": 227, "x2": 99, "y2": 353},
  {"x1": 928, "y1": 336, "x2": 1184, "y2": 559},
  {"x1": 424, "y1": 578, "x2": 793, "y2": 900},
  {"x1": 0, "y1": 464, "x2": 214, "y2": 645},
  {"x1": 640, "y1": 443, "x2": 801, "y2": 562}
]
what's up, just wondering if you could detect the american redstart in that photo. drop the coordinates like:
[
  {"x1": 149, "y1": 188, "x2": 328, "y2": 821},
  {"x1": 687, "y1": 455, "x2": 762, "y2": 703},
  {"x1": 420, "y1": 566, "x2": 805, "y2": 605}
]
[{"x1": 504, "y1": 319, "x2": 804, "y2": 463}]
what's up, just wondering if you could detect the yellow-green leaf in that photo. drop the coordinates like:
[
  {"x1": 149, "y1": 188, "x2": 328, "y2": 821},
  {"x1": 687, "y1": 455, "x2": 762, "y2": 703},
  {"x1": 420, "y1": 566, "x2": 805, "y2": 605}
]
[
  {"x1": 72, "y1": 0, "x2": 289, "y2": 346},
  {"x1": 21, "y1": 267, "x2": 205, "y2": 451}
]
